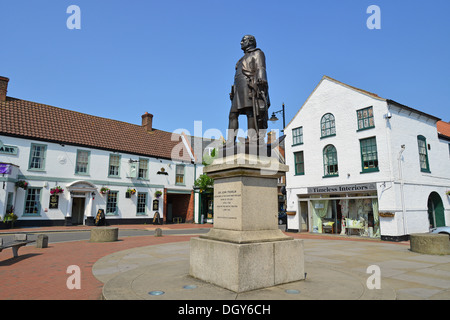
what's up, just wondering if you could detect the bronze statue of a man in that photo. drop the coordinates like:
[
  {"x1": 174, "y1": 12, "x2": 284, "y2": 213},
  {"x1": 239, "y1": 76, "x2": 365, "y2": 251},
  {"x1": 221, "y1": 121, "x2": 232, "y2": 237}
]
[{"x1": 227, "y1": 35, "x2": 270, "y2": 145}]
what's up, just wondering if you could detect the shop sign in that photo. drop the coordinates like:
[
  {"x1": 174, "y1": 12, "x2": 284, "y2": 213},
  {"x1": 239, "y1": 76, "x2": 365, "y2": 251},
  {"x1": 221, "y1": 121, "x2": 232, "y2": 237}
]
[
  {"x1": 49, "y1": 194, "x2": 59, "y2": 209},
  {"x1": 0, "y1": 140, "x2": 18, "y2": 155},
  {"x1": 307, "y1": 183, "x2": 377, "y2": 194}
]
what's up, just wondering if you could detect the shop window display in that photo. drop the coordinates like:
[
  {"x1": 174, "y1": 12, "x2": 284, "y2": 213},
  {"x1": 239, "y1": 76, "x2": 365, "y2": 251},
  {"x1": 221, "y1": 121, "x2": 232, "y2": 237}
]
[{"x1": 311, "y1": 194, "x2": 380, "y2": 238}]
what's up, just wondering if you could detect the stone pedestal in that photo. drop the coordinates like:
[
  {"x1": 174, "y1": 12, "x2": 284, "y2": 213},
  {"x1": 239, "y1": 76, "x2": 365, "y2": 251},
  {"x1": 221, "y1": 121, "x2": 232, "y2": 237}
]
[
  {"x1": 190, "y1": 153, "x2": 305, "y2": 293},
  {"x1": 90, "y1": 227, "x2": 119, "y2": 243}
]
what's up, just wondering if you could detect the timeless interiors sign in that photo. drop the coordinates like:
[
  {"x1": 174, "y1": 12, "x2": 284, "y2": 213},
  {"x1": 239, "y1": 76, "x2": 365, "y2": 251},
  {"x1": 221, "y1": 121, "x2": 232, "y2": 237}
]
[{"x1": 307, "y1": 183, "x2": 377, "y2": 194}]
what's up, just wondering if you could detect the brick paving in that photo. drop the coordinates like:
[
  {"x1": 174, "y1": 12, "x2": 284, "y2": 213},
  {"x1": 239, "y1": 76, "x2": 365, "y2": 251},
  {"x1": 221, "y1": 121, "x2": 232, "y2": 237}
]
[
  {"x1": 0, "y1": 223, "x2": 409, "y2": 300},
  {"x1": 0, "y1": 224, "x2": 211, "y2": 300}
]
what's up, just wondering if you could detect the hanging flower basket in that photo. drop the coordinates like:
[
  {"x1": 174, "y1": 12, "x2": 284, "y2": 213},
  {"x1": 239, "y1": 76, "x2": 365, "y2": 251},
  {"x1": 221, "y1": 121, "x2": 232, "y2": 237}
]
[
  {"x1": 154, "y1": 190, "x2": 162, "y2": 198},
  {"x1": 100, "y1": 187, "x2": 110, "y2": 195},
  {"x1": 15, "y1": 180, "x2": 28, "y2": 190},
  {"x1": 126, "y1": 188, "x2": 136, "y2": 198},
  {"x1": 50, "y1": 186, "x2": 64, "y2": 195}
]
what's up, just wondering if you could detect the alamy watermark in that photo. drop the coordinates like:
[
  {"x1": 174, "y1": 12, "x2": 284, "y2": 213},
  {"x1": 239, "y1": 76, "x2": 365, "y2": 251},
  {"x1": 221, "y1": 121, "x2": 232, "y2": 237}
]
[
  {"x1": 66, "y1": 265, "x2": 81, "y2": 290},
  {"x1": 66, "y1": 5, "x2": 81, "y2": 30},
  {"x1": 367, "y1": 5, "x2": 381, "y2": 30},
  {"x1": 366, "y1": 265, "x2": 381, "y2": 289}
]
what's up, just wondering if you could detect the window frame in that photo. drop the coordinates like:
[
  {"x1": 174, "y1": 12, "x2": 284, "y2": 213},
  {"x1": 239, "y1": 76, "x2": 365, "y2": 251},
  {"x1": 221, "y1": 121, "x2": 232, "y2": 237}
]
[
  {"x1": 138, "y1": 158, "x2": 149, "y2": 180},
  {"x1": 320, "y1": 113, "x2": 336, "y2": 139},
  {"x1": 292, "y1": 126, "x2": 303, "y2": 146},
  {"x1": 175, "y1": 164, "x2": 185, "y2": 185},
  {"x1": 106, "y1": 191, "x2": 119, "y2": 215},
  {"x1": 417, "y1": 135, "x2": 431, "y2": 173},
  {"x1": 323, "y1": 144, "x2": 339, "y2": 177},
  {"x1": 356, "y1": 106, "x2": 375, "y2": 131},
  {"x1": 28, "y1": 143, "x2": 47, "y2": 171},
  {"x1": 360, "y1": 137, "x2": 379, "y2": 173},
  {"x1": 75, "y1": 149, "x2": 90, "y2": 175},
  {"x1": 294, "y1": 151, "x2": 305, "y2": 175},
  {"x1": 136, "y1": 192, "x2": 148, "y2": 215},
  {"x1": 108, "y1": 154, "x2": 121, "y2": 178},
  {"x1": 23, "y1": 187, "x2": 42, "y2": 216}
]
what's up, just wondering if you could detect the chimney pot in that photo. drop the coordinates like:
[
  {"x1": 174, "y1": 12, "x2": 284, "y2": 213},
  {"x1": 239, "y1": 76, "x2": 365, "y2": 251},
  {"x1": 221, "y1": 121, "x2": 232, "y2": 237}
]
[
  {"x1": 142, "y1": 112, "x2": 154, "y2": 132},
  {"x1": 267, "y1": 130, "x2": 277, "y2": 144},
  {"x1": 0, "y1": 76, "x2": 10, "y2": 102}
]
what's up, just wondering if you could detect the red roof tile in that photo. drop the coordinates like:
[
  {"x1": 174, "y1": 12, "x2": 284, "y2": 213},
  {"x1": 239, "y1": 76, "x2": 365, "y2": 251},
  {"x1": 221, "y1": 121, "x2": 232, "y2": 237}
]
[
  {"x1": 437, "y1": 120, "x2": 450, "y2": 139},
  {"x1": 0, "y1": 97, "x2": 191, "y2": 162}
]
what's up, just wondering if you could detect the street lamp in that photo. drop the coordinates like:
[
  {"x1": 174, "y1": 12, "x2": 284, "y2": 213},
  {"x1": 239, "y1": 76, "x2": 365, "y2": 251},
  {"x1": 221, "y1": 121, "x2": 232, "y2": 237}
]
[{"x1": 269, "y1": 103, "x2": 286, "y2": 133}]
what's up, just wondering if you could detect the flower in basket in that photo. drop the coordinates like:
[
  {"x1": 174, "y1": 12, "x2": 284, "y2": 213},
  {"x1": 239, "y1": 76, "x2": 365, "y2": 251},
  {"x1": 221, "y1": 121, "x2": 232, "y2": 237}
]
[
  {"x1": 15, "y1": 180, "x2": 28, "y2": 190},
  {"x1": 3, "y1": 207, "x2": 18, "y2": 228},
  {"x1": 154, "y1": 190, "x2": 162, "y2": 198},
  {"x1": 447, "y1": 190, "x2": 450, "y2": 196},
  {"x1": 50, "y1": 186, "x2": 64, "y2": 195},
  {"x1": 127, "y1": 188, "x2": 136, "y2": 195},
  {"x1": 100, "y1": 187, "x2": 110, "y2": 194}
]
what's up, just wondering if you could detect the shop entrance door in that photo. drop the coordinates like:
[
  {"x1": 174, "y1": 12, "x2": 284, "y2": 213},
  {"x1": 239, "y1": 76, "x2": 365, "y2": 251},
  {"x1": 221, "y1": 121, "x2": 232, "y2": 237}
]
[
  {"x1": 299, "y1": 201, "x2": 309, "y2": 232},
  {"x1": 428, "y1": 192, "x2": 445, "y2": 228},
  {"x1": 71, "y1": 197, "x2": 85, "y2": 225}
]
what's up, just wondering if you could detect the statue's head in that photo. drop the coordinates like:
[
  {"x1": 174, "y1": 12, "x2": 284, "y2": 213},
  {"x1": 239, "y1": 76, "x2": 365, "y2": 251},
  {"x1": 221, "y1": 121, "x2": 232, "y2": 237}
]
[{"x1": 241, "y1": 35, "x2": 257, "y2": 52}]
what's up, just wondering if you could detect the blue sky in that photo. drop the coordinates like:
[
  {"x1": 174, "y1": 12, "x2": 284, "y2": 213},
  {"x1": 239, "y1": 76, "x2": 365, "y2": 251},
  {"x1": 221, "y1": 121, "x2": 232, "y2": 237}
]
[{"x1": 1, "y1": 0, "x2": 449, "y2": 139}]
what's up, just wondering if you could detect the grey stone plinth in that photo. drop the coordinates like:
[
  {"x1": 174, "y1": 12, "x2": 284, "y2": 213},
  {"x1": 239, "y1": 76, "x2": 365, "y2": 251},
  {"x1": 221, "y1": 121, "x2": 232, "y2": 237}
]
[
  {"x1": 90, "y1": 227, "x2": 119, "y2": 243},
  {"x1": 410, "y1": 233, "x2": 450, "y2": 255},
  {"x1": 190, "y1": 237, "x2": 305, "y2": 293},
  {"x1": 36, "y1": 234, "x2": 49, "y2": 248},
  {"x1": 190, "y1": 152, "x2": 305, "y2": 293}
]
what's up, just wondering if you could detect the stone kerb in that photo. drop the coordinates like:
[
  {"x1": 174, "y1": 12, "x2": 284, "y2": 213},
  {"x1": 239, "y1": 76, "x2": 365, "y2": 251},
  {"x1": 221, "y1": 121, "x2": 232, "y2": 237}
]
[
  {"x1": 410, "y1": 233, "x2": 450, "y2": 255},
  {"x1": 90, "y1": 227, "x2": 119, "y2": 243}
]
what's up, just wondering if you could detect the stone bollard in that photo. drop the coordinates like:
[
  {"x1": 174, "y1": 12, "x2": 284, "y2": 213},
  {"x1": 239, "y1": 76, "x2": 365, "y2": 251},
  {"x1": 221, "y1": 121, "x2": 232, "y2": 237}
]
[
  {"x1": 410, "y1": 233, "x2": 450, "y2": 255},
  {"x1": 90, "y1": 227, "x2": 119, "y2": 243},
  {"x1": 154, "y1": 228, "x2": 163, "y2": 237},
  {"x1": 36, "y1": 234, "x2": 49, "y2": 248}
]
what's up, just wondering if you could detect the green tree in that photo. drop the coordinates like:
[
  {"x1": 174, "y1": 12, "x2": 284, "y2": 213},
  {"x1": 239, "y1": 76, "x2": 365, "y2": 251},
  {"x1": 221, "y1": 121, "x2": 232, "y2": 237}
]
[{"x1": 194, "y1": 174, "x2": 214, "y2": 193}]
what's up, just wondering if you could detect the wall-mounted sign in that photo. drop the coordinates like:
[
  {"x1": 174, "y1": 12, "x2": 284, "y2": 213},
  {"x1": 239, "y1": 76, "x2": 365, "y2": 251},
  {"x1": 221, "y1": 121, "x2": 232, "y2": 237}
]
[
  {"x1": 49, "y1": 194, "x2": 59, "y2": 209},
  {"x1": 0, "y1": 140, "x2": 18, "y2": 155},
  {"x1": 307, "y1": 183, "x2": 377, "y2": 194},
  {"x1": 152, "y1": 199, "x2": 159, "y2": 211}
]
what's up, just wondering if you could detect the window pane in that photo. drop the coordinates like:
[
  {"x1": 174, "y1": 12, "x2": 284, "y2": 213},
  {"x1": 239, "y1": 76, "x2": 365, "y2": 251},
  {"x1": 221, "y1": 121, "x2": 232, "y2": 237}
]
[
  {"x1": 76, "y1": 150, "x2": 89, "y2": 174},
  {"x1": 357, "y1": 106, "x2": 375, "y2": 130},
  {"x1": 109, "y1": 154, "x2": 120, "y2": 176},
  {"x1": 25, "y1": 188, "x2": 41, "y2": 214},
  {"x1": 323, "y1": 145, "x2": 338, "y2": 176},
  {"x1": 137, "y1": 193, "x2": 147, "y2": 214},
  {"x1": 321, "y1": 114, "x2": 335, "y2": 137},
  {"x1": 176, "y1": 165, "x2": 185, "y2": 184},
  {"x1": 106, "y1": 191, "x2": 118, "y2": 214},
  {"x1": 294, "y1": 151, "x2": 304, "y2": 175},
  {"x1": 138, "y1": 159, "x2": 148, "y2": 178},
  {"x1": 292, "y1": 127, "x2": 303, "y2": 145},
  {"x1": 417, "y1": 136, "x2": 429, "y2": 171},
  {"x1": 29, "y1": 145, "x2": 46, "y2": 169},
  {"x1": 360, "y1": 137, "x2": 378, "y2": 171}
]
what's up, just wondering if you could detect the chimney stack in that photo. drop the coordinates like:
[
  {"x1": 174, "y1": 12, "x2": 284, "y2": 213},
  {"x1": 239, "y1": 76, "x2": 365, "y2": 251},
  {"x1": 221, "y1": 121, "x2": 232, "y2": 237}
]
[
  {"x1": 141, "y1": 112, "x2": 153, "y2": 132},
  {"x1": 267, "y1": 130, "x2": 277, "y2": 145},
  {"x1": 0, "y1": 76, "x2": 9, "y2": 102}
]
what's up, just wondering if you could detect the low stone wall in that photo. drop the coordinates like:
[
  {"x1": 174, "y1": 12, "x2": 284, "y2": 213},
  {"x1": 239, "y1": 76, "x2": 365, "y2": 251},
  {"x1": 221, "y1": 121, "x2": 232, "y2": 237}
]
[
  {"x1": 90, "y1": 227, "x2": 119, "y2": 243},
  {"x1": 410, "y1": 233, "x2": 450, "y2": 255}
]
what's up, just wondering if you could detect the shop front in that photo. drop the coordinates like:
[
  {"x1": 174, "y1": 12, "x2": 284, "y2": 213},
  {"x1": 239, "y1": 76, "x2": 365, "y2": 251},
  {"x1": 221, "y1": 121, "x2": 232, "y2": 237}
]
[{"x1": 291, "y1": 183, "x2": 381, "y2": 238}]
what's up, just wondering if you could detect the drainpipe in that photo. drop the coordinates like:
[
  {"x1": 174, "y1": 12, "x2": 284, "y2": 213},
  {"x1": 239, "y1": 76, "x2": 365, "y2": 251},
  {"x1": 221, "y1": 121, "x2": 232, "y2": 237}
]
[{"x1": 398, "y1": 145, "x2": 406, "y2": 236}]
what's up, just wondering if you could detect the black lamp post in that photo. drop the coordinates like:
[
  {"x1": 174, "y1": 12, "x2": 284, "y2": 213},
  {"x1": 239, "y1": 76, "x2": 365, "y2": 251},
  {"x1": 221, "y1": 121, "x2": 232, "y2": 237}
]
[{"x1": 269, "y1": 103, "x2": 286, "y2": 133}]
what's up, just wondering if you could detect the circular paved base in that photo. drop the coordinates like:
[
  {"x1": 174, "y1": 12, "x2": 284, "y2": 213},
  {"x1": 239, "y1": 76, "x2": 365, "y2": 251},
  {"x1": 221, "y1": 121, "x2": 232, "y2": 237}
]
[{"x1": 93, "y1": 242, "x2": 396, "y2": 300}]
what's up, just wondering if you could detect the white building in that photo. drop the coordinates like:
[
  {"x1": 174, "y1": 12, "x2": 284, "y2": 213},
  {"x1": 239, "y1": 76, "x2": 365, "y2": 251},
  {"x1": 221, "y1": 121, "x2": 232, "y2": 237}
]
[
  {"x1": 0, "y1": 76, "x2": 203, "y2": 228},
  {"x1": 285, "y1": 76, "x2": 450, "y2": 241}
]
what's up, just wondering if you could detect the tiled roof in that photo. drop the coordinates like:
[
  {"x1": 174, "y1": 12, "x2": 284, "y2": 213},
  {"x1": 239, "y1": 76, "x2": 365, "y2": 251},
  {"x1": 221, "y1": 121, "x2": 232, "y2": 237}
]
[
  {"x1": 0, "y1": 97, "x2": 192, "y2": 162},
  {"x1": 437, "y1": 120, "x2": 450, "y2": 139}
]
